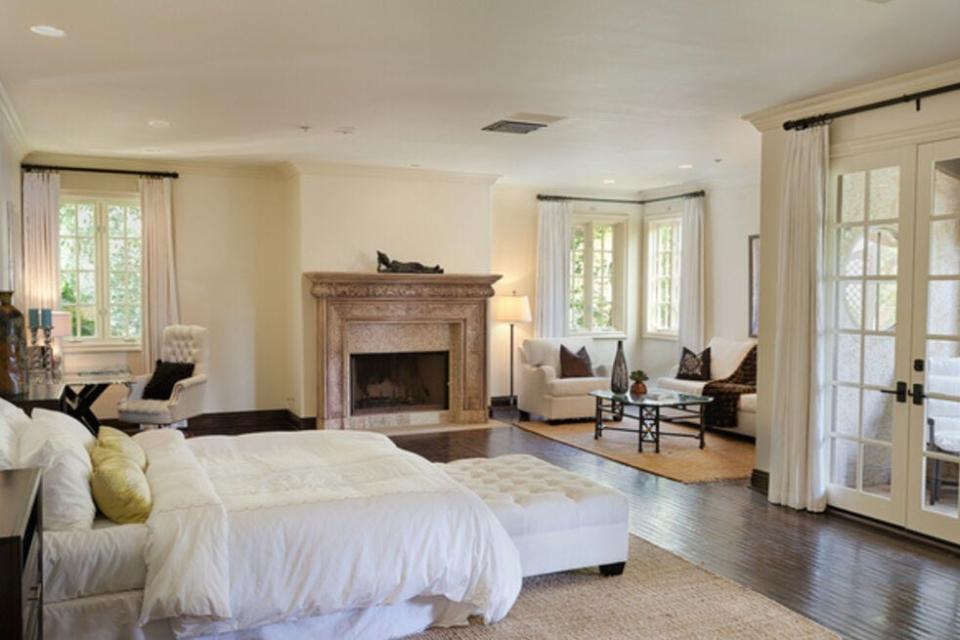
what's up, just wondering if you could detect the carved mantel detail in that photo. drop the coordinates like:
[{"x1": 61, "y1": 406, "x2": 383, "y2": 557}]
[{"x1": 306, "y1": 272, "x2": 501, "y2": 429}]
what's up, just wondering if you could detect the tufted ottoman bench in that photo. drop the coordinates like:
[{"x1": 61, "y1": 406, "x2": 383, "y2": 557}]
[{"x1": 439, "y1": 454, "x2": 629, "y2": 577}]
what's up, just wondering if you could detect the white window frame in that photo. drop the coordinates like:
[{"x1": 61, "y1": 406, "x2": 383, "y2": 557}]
[
  {"x1": 58, "y1": 191, "x2": 143, "y2": 353},
  {"x1": 568, "y1": 213, "x2": 628, "y2": 338},
  {"x1": 643, "y1": 214, "x2": 682, "y2": 339}
]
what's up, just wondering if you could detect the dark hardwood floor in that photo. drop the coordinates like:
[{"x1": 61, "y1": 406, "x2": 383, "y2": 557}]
[{"x1": 391, "y1": 424, "x2": 960, "y2": 640}]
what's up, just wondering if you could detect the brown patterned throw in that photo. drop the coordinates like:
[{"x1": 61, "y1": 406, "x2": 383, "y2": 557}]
[{"x1": 703, "y1": 346, "x2": 757, "y2": 428}]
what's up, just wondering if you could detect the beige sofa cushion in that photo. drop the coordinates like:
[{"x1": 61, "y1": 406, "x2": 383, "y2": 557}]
[
  {"x1": 706, "y1": 337, "x2": 756, "y2": 380},
  {"x1": 656, "y1": 377, "x2": 708, "y2": 395},
  {"x1": 547, "y1": 376, "x2": 610, "y2": 397},
  {"x1": 739, "y1": 394, "x2": 757, "y2": 413}
]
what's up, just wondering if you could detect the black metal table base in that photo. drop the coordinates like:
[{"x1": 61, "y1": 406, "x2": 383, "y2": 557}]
[
  {"x1": 60, "y1": 383, "x2": 111, "y2": 436},
  {"x1": 594, "y1": 397, "x2": 707, "y2": 452}
]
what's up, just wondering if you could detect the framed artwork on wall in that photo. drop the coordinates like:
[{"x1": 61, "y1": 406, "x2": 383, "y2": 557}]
[{"x1": 748, "y1": 234, "x2": 759, "y2": 337}]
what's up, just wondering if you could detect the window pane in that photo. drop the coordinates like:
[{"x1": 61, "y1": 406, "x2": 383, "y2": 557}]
[
  {"x1": 839, "y1": 172, "x2": 865, "y2": 222},
  {"x1": 78, "y1": 238, "x2": 96, "y2": 271},
  {"x1": 59, "y1": 204, "x2": 77, "y2": 235},
  {"x1": 127, "y1": 206, "x2": 142, "y2": 237},
  {"x1": 127, "y1": 306, "x2": 141, "y2": 338},
  {"x1": 108, "y1": 205, "x2": 125, "y2": 236},
  {"x1": 868, "y1": 167, "x2": 899, "y2": 221},
  {"x1": 77, "y1": 271, "x2": 96, "y2": 305},
  {"x1": 110, "y1": 271, "x2": 126, "y2": 305},
  {"x1": 59, "y1": 238, "x2": 76, "y2": 271},
  {"x1": 569, "y1": 225, "x2": 586, "y2": 331},
  {"x1": 77, "y1": 204, "x2": 96, "y2": 236},
  {"x1": 78, "y1": 307, "x2": 97, "y2": 337},
  {"x1": 127, "y1": 273, "x2": 141, "y2": 305},
  {"x1": 864, "y1": 225, "x2": 898, "y2": 277},
  {"x1": 127, "y1": 238, "x2": 142, "y2": 269},
  {"x1": 110, "y1": 306, "x2": 126, "y2": 338},
  {"x1": 60, "y1": 272, "x2": 77, "y2": 305}
]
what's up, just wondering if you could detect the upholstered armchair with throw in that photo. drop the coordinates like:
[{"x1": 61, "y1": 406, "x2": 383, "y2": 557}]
[
  {"x1": 517, "y1": 337, "x2": 610, "y2": 422},
  {"x1": 118, "y1": 325, "x2": 209, "y2": 428}
]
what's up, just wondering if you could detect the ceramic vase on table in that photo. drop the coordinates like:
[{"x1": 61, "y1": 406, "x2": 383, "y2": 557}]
[
  {"x1": 611, "y1": 340, "x2": 629, "y2": 394},
  {"x1": 0, "y1": 291, "x2": 27, "y2": 395},
  {"x1": 630, "y1": 381, "x2": 647, "y2": 396}
]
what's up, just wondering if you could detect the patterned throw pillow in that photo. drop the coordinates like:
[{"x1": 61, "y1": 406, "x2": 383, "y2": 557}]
[
  {"x1": 560, "y1": 345, "x2": 594, "y2": 378},
  {"x1": 677, "y1": 347, "x2": 712, "y2": 381}
]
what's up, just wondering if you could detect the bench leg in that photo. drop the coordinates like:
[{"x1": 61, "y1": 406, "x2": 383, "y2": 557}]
[{"x1": 599, "y1": 562, "x2": 626, "y2": 576}]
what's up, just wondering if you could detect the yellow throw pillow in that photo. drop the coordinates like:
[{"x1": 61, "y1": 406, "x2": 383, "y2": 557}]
[
  {"x1": 94, "y1": 426, "x2": 147, "y2": 470},
  {"x1": 90, "y1": 454, "x2": 152, "y2": 524}
]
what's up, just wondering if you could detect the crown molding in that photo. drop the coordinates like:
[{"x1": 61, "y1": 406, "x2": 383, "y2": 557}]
[
  {"x1": 0, "y1": 79, "x2": 28, "y2": 154},
  {"x1": 743, "y1": 58, "x2": 960, "y2": 132},
  {"x1": 23, "y1": 151, "x2": 285, "y2": 179},
  {"x1": 289, "y1": 161, "x2": 501, "y2": 185}
]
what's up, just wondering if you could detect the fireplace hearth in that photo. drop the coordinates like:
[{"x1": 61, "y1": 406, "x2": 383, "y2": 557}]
[{"x1": 351, "y1": 351, "x2": 449, "y2": 415}]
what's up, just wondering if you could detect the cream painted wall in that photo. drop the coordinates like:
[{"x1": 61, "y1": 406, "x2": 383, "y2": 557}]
[
  {"x1": 746, "y1": 59, "x2": 960, "y2": 474},
  {"x1": 0, "y1": 104, "x2": 26, "y2": 294},
  {"x1": 22, "y1": 153, "x2": 288, "y2": 419},
  {"x1": 289, "y1": 164, "x2": 496, "y2": 418}
]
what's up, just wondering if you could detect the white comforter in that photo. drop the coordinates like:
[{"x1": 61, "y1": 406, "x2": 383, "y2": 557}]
[{"x1": 133, "y1": 429, "x2": 522, "y2": 638}]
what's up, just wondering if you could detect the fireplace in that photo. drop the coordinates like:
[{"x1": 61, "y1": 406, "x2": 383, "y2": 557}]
[
  {"x1": 307, "y1": 271, "x2": 500, "y2": 429},
  {"x1": 350, "y1": 351, "x2": 449, "y2": 416}
]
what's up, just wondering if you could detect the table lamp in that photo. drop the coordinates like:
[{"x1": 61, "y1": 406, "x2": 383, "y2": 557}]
[{"x1": 492, "y1": 290, "x2": 532, "y2": 408}]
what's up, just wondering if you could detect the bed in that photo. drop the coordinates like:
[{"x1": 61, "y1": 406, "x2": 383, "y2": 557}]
[{"x1": 40, "y1": 428, "x2": 523, "y2": 640}]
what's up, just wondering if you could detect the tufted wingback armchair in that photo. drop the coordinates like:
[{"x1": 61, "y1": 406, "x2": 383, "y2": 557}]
[{"x1": 117, "y1": 325, "x2": 209, "y2": 428}]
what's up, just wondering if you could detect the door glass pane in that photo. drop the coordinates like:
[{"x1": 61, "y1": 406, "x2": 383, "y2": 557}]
[
  {"x1": 929, "y1": 218, "x2": 960, "y2": 276},
  {"x1": 862, "y1": 390, "x2": 894, "y2": 442},
  {"x1": 832, "y1": 386, "x2": 860, "y2": 436},
  {"x1": 839, "y1": 227, "x2": 865, "y2": 275},
  {"x1": 862, "y1": 444, "x2": 892, "y2": 497},
  {"x1": 838, "y1": 281, "x2": 862, "y2": 330},
  {"x1": 835, "y1": 334, "x2": 861, "y2": 383},
  {"x1": 925, "y1": 394, "x2": 960, "y2": 455},
  {"x1": 924, "y1": 457, "x2": 959, "y2": 518},
  {"x1": 840, "y1": 171, "x2": 866, "y2": 222},
  {"x1": 832, "y1": 438, "x2": 859, "y2": 488},
  {"x1": 863, "y1": 281, "x2": 896, "y2": 332},
  {"x1": 933, "y1": 159, "x2": 960, "y2": 216},
  {"x1": 864, "y1": 224, "x2": 898, "y2": 275},
  {"x1": 868, "y1": 167, "x2": 900, "y2": 220},
  {"x1": 864, "y1": 335, "x2": 896, "y2": 387},
  {"x1": 927, "y1": 280, "x2": 960, "y2": 336}
]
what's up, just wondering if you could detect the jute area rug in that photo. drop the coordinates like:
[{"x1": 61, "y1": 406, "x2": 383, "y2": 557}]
[
  {"x1": 417, "y1": 535, "x2": 836, "y2": 639},
  {"x1": 515, "y1": 420, "x2": 754, "y2": 483}
]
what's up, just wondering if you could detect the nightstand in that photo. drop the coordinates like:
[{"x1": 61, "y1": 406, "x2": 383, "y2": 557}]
[{"x1": 0, "y1": 468, "x2": 43, "y2": 639}]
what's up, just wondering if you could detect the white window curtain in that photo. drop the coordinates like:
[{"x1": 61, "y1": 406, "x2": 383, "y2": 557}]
[
  {"x1": 534, "y1": 199, "x2": 572, "y2": 337},
  {"x1": 678, "y1": 194, "x2": 705, "y2": 352},
  {"x1": 140, "y1": 177, "x2": 180, "y2": 365},
  {"x1": 768, "y1": 125, "x2": 829, "y2": 512},
  {"x1": 21, "y1": 171, "x2": 61, "y2": 311}
]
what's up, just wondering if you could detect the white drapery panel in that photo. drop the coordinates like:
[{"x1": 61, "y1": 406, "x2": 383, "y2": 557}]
[
  {"x1": 534, "y1": 199, "x2": 572, "y2": 338},
  {"x1": 768, "y1": 125, "x2": 829, "y2": 512},
  {"x1": 21, "y1": 171, "x2": 61, "y2": 310},
  {"x1": 140, "y1": 177, "x2": 181, "y2": 365},
  {"x1": 678, "y1": 194, "x2": 705, "y2": 352}
]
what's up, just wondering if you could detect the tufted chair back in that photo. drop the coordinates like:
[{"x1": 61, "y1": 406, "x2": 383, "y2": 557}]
[{"x1": 159, "y1": 325, "x2": 209, "y2": 376}]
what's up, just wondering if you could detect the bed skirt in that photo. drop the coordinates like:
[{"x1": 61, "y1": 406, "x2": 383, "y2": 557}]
[{"x1": 46, "y1": 590, "x2": 472, "y2": 640}]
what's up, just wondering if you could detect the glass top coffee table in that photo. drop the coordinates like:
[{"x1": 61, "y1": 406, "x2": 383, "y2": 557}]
[{"x1": 590, "y1": 388, "x2": 714, "y2": 453}]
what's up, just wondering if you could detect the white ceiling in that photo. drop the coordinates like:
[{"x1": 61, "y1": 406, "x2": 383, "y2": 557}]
[{"x1": 3, "y1": 0, "x2": 960, "y2": 191}]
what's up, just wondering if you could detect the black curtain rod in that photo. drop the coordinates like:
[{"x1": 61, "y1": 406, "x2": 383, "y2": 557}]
[
  {"x1": 537, "y1": 190, "x2": 705, "y2": 205},
  {"x1": 783, "y1": 80, "x2": 960, "y2": 131},
  {"x1": 21, "y1": 163, "x2": 179, "y2": 179}
]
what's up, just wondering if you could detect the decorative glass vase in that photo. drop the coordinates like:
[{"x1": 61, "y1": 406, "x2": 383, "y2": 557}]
[
  {"x1": 0, "y1": 291, "x2": 27, "y2": 396},
  {"x1": 611, "y1": 340, "x2": 629, "y2": 394}
]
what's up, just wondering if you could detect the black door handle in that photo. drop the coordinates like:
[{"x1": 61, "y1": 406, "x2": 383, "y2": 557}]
[
  {"x1": 912, "y1": 383, "x2": 926, "y2": 406},
  {"x1": 879, "y1": 381, "x2": 908, "y2": 403}
]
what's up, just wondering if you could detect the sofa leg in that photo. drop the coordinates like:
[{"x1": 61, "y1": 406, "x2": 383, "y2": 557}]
[{"x1": 599, "y1": 562, "x2": 625, "y2": 576}]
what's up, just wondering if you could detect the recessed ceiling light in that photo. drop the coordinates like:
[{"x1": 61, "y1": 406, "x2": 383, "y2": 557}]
[
  {"x1": 678, "y1": 163, "x2": 694, "y2": 170},
  {"x1": 335, "y1": 126, "x2": 356, "y2": 135},
  {"x1": 409, "y1": 163, "x2": 421, "y2": 168},
  {"x1": 148, "y1": 119, "x2": 170, "y2": 128},
  {"x1": 30, "y1": 24, "x2": 66, "y2": 38},
  {"x1": 142, "y1": 148, "x2": 162, "y2": 154},
  {"x1": 603, "y1": 178, "x2": 616, "y2": 185}
]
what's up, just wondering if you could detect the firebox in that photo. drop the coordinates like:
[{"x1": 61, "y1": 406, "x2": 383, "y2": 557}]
[{"x1": 350, "y1": 351, "x2": 450, "y2": 416}]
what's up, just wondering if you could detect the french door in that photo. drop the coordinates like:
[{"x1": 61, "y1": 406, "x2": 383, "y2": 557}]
[{"x1": 826, "y1": 139, "x2": 960, "y2": 544}]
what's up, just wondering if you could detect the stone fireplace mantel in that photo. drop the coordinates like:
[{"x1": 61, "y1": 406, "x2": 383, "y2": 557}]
[{"x1": 306, "y1": 272, "x2": 501, "y2": 429}]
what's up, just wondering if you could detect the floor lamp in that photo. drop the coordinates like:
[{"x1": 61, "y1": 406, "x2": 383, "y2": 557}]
[{"x1": 493, "y1": 291, "x2": 532, "y2": 408}]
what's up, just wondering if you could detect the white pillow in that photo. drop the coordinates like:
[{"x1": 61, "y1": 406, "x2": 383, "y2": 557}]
[
  {"x1": 0, "y1": 415, "x2": 16, "y2": 469},
  {"x1": 30, "y1": 409, "x2": 97, "y2": 451},
  {"x1": 0, "y1": 397, "x2": 31, "y2": 436},
  {"x1": 19, "y1": 415, "x2": 96, "y2": 531}
]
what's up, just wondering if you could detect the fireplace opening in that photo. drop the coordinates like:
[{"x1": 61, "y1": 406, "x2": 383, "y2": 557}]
[{"x1": 350, "y1": 351, "x2": 450, "y2": 416}]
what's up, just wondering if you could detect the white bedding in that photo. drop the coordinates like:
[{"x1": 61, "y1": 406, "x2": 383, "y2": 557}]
[
  {"x1": 131, "y1": 429, "x2": 522, "y2": 638},
  {"x1": 44, "y1": 519, "x2": 148, "y2": 602}
]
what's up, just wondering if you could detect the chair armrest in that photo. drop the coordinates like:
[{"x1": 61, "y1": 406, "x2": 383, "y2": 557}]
[
  {"x1": 537, "y1": 365, "x2": 557, "y2": 382},
  {"x1": 124, "y1": 374, "x2": 153, "y2": 402},
  {"x1": 170, "y1": 374, "x2": 208, "y2": 403}
]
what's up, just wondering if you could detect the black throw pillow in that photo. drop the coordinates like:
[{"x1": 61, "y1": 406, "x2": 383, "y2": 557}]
[
  {"x1": 560, "y1": 345, "x2": 594, "y2": 378},
  {"x1": 142, "y1": 360, "x2": 196, "y2": 400},
  {"x1": 676, "y1": 347, "x2": 712, "y2": 381}
]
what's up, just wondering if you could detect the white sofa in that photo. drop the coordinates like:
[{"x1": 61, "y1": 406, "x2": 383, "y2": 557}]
[
  {"x1": 657, "y1": 336, "x2": 757, "y2": 438},
  {"x1": 518, "y1": 337, "x2": 610, "y2": 422}
]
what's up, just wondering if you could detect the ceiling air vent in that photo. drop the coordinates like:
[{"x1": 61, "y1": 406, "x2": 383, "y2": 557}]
[{"x1": 482, "y1": 120, "x2": 547, "y2": 134}]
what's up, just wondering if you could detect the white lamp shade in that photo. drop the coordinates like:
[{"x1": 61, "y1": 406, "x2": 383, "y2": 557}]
[
  {"x1": 493, "y1": 294, "x2": 532, "y2": 323},
  {"x1": 51, "y1": 310, "x2": 72, "y2": 337}
]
